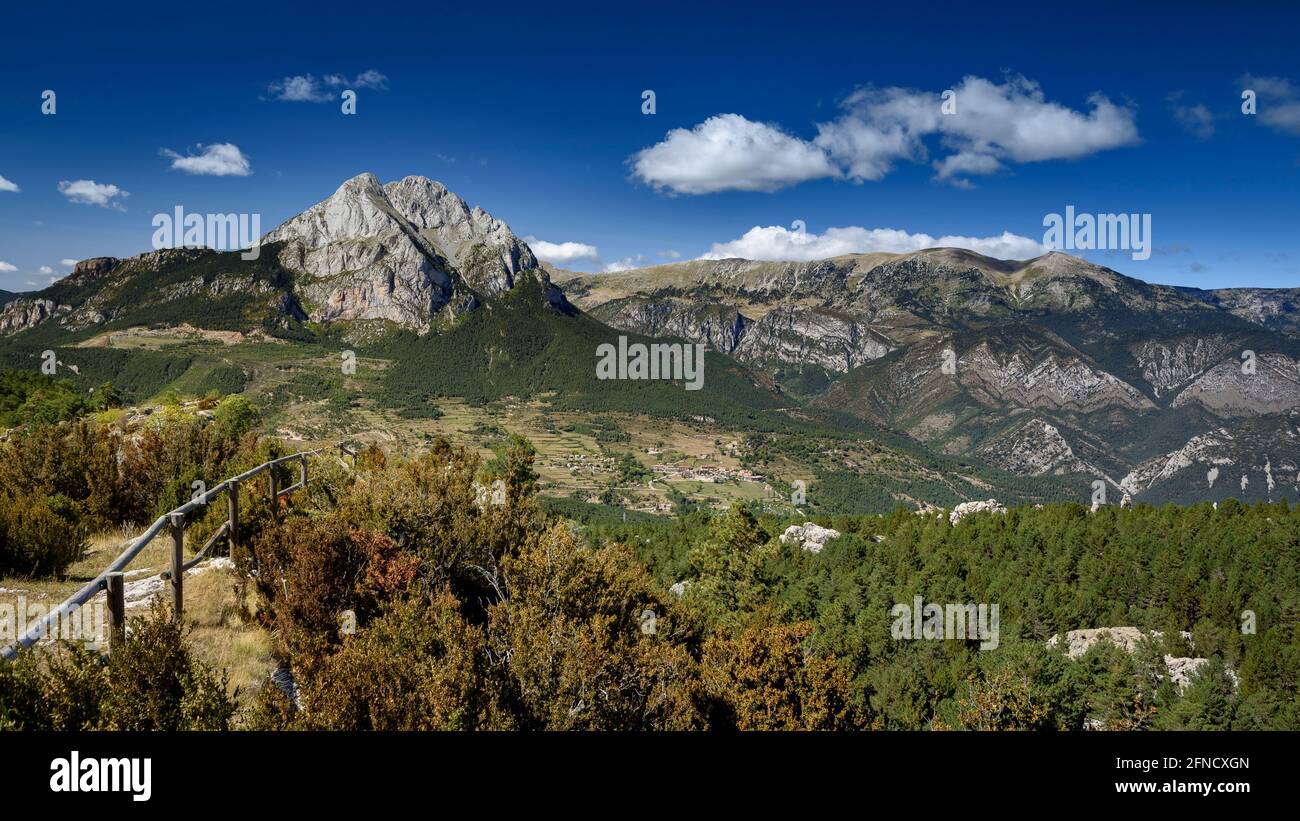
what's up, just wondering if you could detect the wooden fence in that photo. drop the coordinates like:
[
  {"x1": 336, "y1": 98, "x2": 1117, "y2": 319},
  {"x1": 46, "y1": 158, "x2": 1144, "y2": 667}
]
[{"x1": 1, "y1": 445, "x2": 340, "y2": 661}]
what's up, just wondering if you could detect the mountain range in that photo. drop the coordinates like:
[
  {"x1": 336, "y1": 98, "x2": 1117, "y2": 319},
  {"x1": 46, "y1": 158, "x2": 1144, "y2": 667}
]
[{"x1": 4, "y1": 172, "x2": 1300, "y2": 508}]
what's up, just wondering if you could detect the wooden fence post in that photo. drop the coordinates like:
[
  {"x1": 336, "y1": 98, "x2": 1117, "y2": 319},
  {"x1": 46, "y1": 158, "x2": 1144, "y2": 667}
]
[
  {"x1": 105, "y1": 572, "x2": 126, "y2": 651},
  {"x1": 170, "y1": 512, "x2": 184, "y2": 621},
  {"x1": 227, "y1": 479, "x2": 240, "y2": 557},
  {"x1": 300, "y1": 454, "x2": 308, "y2": 490},
  {"x1": 268, "y1": 467, "x2": 279, "y2": 520}
]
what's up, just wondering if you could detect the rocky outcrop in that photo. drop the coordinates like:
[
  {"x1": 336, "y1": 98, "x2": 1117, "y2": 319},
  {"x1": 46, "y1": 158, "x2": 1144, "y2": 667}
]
[
  {"x1": 959, "y1": 343, "x2": 1154, "y2": 413},
  {"x1": 1191, "y1": 286, "x2": 1300, "y2": 333},
  {"x1": 383, "y1": 175, "x2": 539, "y2": 297},
  {"x1": 590, "y1": 299, "x2": 751, "y2": 354},
  {"x1": 733, "y1": 305, "x2": 891, "y2": 372},
  {"x1": 1047, "y1": 627, "x2": 1233, "y2": 692},
  {"x1": 262, "y1": 173, "x2": 562, "y2": 333},
  {"x1": 261, "y1": 173, "x2": 464, "y2": 331},
  {"x1": 779, "y1": 522, "x2": 842, "y2": 553},
  {"x1": 1132, "y1": 335, "x2": 1237, "y2": 395},
  {"x1": 0, "y1": 297, "x2": 67, "y2": 333},
  {"x1": 1172, "y1": 353, "x2": 1300, "y2": 416},
  {"x1": 978, "y1": 418, "x2": 1096, "y2": 477},
  {"x1": 69, "y1": 257, "x2": 118, "y2": 280},
  {"x1": 1120, "y1": 429, "x2": 1235, "y2": 495},
  {"x1": 1048, "y1": 626, "x2": 1186, "y2": 657},
  {"x1": 948, "y1": 499, "x2": 1007, "y2": 524},
  {"x1": 588, "y1": 299, "x2": 890, "y2": 374}
]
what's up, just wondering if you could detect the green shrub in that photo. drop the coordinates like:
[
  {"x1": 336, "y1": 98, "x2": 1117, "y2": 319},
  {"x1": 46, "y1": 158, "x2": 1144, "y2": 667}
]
[
  {"x1": 0, "y1": 493, "x2": 86, "y2": 577},
  {"x1": 101, "y1": 601, "x2": 235, "y2": 730},
  {"x1": 0, "y1": 602, "x2": 234, "y2": 730}
]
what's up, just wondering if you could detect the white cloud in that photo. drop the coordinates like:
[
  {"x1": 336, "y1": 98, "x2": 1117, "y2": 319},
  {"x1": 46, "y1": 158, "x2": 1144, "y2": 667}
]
[
  {"x1": 58, "y1": 179, "x2": 129, "y2": 210},
  {"x1": 325, "y1": 70, "x2": 388, "y2": 90},
  {"x1": 603, "y1": 257, "x2": 642, "y2": 272},
  {"x1": 60, "y1": 259, "x2": 77, "y2": 266},
  {"x1": 38, "y1": 265, "x2": 53, "y2": 274},
  {"x1": 0, "y1": 262, "x2": 17, "y2": 272},
  {"x1": 524, "y1": 237, "x2": 601, "y2": 265},
  {"x1": 268, "y1": 70, "x2": 387, "y2": 102},
  {"x1": 700, "y1": 224, "x2": 1047, "y2": 262},
  {"x1": 818, "y1": 76, "x2": 1140, "y2": 186},
  {"x1": 657, "y1": 249, "x2": 681, "y2": 259},
  {"x1": 631, "y1": 113, "x2": 840, "y2": 194},
  {"x1": 268, "y1": 74, "x2": 329, "y2": 102},
  {"x1": 632, "y1": 76, "x2": 1139, "y2": 193},
  {"x1": 161, "y1": 143, "x2": 253, "y2": 176},
  {"x1": 1173, "y1": 103, "x2": 1215, "y2": 139},
  {"x1": 1168, "y1": 93, "x2": 1215, "y2": 139},
  {"x1": 0, "y1": 175, "x2": 18, "y2": 193},
  {"x1": 1241, "y1": 74, "x2": 1300, "y2": 136}
]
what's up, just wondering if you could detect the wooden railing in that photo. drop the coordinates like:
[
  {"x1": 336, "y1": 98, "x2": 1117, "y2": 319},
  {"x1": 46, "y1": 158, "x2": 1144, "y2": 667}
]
[{"x1": 1, "y1": 445, "x2": 338, "y2": 661}]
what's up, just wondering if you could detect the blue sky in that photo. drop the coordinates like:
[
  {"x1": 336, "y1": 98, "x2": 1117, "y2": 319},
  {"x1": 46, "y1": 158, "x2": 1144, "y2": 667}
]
[{"x1": 1, "y1": 0, "x2": 1298, "y2": 292}]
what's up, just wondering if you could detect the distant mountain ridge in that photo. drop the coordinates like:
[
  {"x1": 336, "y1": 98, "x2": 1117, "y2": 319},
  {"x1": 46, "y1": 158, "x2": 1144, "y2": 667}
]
[
  {"x1": 4, "y1": 173, "x2": 1300, "y2": 506},
  {"x1": 557, "y1": 248, "x2": 1300, "y2": 504}
]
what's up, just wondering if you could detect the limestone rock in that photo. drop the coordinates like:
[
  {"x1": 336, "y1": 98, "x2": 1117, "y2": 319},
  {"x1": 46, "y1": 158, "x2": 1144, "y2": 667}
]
[
  {"x1": 0, "y1": 297, "x2": 67, "y2": 333},
  {"x1": 261, "y1": 172, "x2": 563, "y2": 333},
  {"x1": 948, "y1": 499, "x2": 1006, "y2": 525},
  {"x1": 779, "y1": 522, "x2": 842, "y2": 553}
]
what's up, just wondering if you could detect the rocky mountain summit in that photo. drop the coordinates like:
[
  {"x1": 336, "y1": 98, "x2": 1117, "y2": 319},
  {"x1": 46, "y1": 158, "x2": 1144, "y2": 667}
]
[
  {"x1": 0, "y1": 173, "x2": 567, "y2": 337},
  {"x1": 262, "y1": 173, "x2": 564, "y2": 331}
]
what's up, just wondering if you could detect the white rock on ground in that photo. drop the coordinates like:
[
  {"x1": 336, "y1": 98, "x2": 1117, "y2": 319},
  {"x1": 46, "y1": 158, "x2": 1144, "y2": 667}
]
[
  {"x1": 948, "y1": 499, "x2": 1007, "y2": 525},
  {"x1": 779, "y1": 522, "x2": 842, "y2": 553},
  {"x1": 1047, "y1": 626, "x2": 1193, "y2": 658},
  {"x1": 1046, "y1": 626, "x2": 1235, "y2": 692},
  {"x1": 21, "y1": 557, "x2": 235, "y2": 650}
]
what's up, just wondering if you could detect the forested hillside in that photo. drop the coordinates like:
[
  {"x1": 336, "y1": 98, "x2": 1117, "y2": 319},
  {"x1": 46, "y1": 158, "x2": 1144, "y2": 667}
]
[{"x1": 3, "y1": 419, "x2": 1293, "y2": 730}]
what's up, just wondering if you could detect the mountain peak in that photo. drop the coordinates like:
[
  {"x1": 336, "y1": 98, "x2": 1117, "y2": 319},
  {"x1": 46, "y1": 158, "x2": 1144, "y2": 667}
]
[
  {"x1": 333, "y1": 171, "x2": 386, "y2": 197},
  {"x1": 261, "y1": 173, "x2": 556, "y2": 333}
]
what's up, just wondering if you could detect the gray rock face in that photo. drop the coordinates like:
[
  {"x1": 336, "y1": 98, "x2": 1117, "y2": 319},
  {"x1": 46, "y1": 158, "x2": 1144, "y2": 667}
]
[
  {"x1": 589, "y1": 295, "x2": 891, "y2": 373},
  {"x1": 262, "y1": 172, "x2": 555, "y2": 333},
  {"x1": 1189, "y1": 286, "x2": 1300, "y2": 333},
  {"x1": 959, "y1": 342, "x2": 1153, "y2": 413},
  {"x1": 71, "y1": 257, "x2": 118, "y2": 280},
  {"x1": 1049, "y1": 626, "x2": 1176, "y2": 657},
  {"x1": 0, "y1": 297, "x2": 67, "y2": 333},
  {"x1": 778, "y1": 522, "x2": 842, "y2": 552},
  {"x1": 1046, "y1": 627, "x2": 1233, "y2": 693},
  {"x1": 948, "y1": 499, "x2": 1006, "y2": 524},
  {"x1": 1133, "y1": 335, "x2": 1237, "y2": 395},
  {"x1": 978, "y1": 418, "x2": 1096, "y2": 477},
  {"x1": 383, "y1": 176, "x2": 539, "y2": 297},
  {"x1": 591, "y1": 299, "x2": 751, "y2": 354},
  {"x1": 0, "y1": 257, "x2": 122, "y2": 332},
  {"x1": 1173, "y1": 353, "x2": 1300, "y2": 416},
  {"x1": 734, "y1": 305, "x2": 892, "y2": 372},
  {"x1": 262, "y1": 173, "x2": 462, "y2": 331},
  {"x1": 1120, "y1": 429, "x2": 1235, "y2": 495}
]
